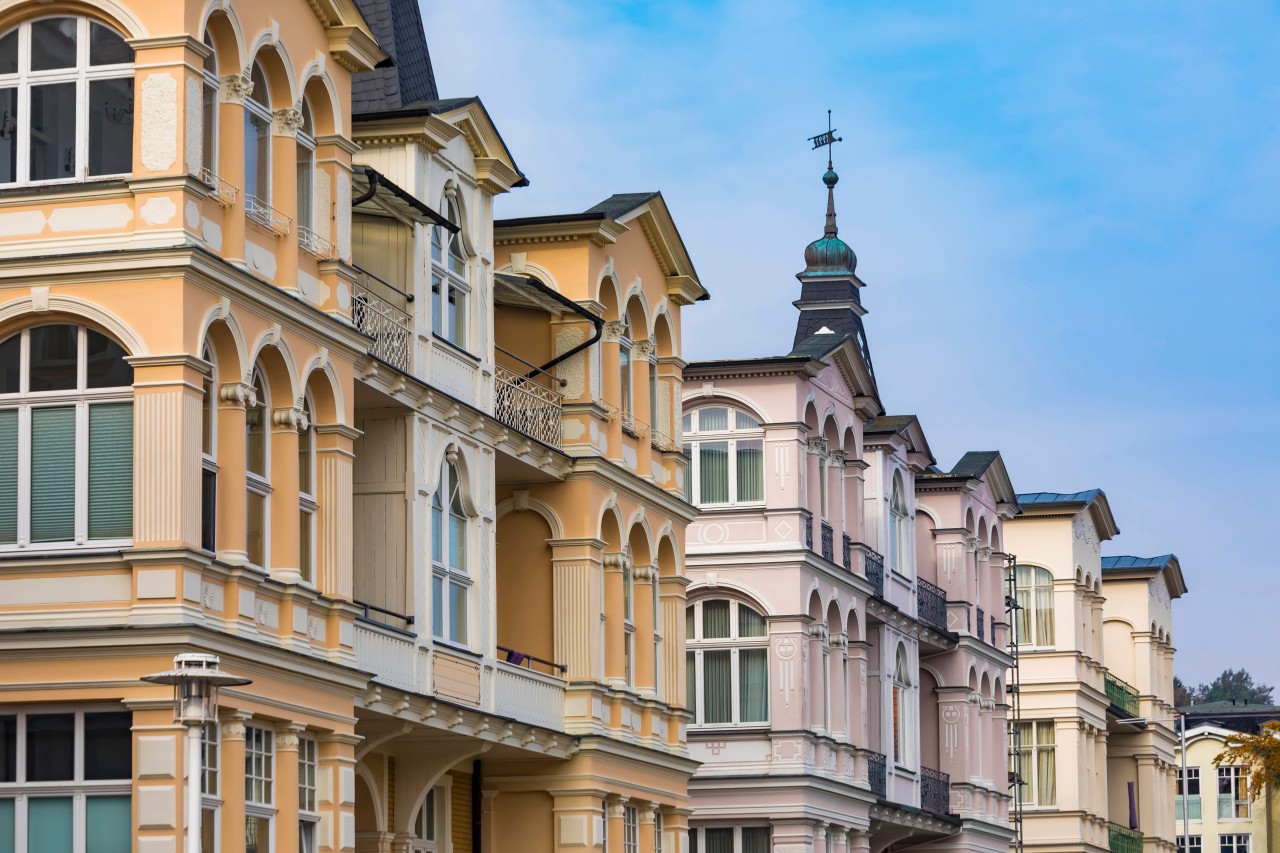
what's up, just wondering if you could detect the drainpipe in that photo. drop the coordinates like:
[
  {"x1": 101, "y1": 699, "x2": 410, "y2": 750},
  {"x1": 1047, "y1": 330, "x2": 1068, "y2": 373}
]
[
  {"x1": 472, "y1": 759, "x2": 483, "y2": 853},
  {"x1": 352, "y1": 169, "x2": 379, "y2": 206}
]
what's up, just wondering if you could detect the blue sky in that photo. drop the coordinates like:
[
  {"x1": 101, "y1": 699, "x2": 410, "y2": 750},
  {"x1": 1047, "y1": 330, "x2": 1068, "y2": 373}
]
[{"x1": 424, "y1": 1, "x2": 1280, "y2": 689}]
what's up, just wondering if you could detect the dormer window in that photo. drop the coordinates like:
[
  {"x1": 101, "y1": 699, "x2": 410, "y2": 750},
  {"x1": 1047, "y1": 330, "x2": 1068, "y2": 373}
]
[
  {"x1": 681, "y1": 406, "x2": 764, "y2": 507},
  {"x1": 0, "y1": 16, "x2": 134, "y2": 186}
]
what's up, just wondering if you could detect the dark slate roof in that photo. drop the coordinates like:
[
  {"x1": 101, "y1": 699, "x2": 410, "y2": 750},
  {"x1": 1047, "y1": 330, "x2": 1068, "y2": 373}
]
[
  {"x1": 1101, "y1": 555, "x2": 1176, "y2": 571},
  {"x1": 865, "y1": 415, "x2": 918, "y2": 436},
  {"x1": 950, "y1": 451, "x2": 1000, "y2": 479},
  {"x1": 1181, "y1": 701, "x2": 1280, "y2": 716},
  {"x1": 351, "y1": 0, "x2": 438, "y2": 116},
  {"x1": 585, "y1": 192, "x2": 660, "y2": 220},
  {"x1": 786, "y1": 332, "x2": 849, "y2": 359},
  {"x1": 1017, "y1": 490, "x2": 1102, "y2": 506}
]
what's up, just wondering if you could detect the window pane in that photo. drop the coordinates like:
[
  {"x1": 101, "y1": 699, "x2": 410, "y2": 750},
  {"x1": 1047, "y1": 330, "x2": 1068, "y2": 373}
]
[
  {"x1": 697, "y1": 408, "x2": 727, "y2": 431},
  {"x1": 245, "y1": 112, "x2": 270, "y2": 200},
  {"x1": 202, "y1": 83, "x2": 217, "y2": 172},
  {"x1": 30, "y1": 407, "x2": 76, "y2": 543},
  {"x1": 89, "y1": 23, "x2": 133, "y2": 66},
  {"x1": 200, "y1": 807, "x2": 217, "y2": 853},
  {"x1": 735, "y1": 439, "x2": 763, "y2": 502},
  {"x1": 0, "y1": 798, "x2": 12, "y2": 853},
  {"x1": 88, "y1": 403, "x2": 134, "y2": 540},
  {"x1": 432, "y1": 574, "x2": 444, "y2": 637},
  {"x1": 0, "y1": 410, "x2": 16, "y2": 544},
  {"x1": 448, "y1": 512, "x2": 466, "y2": 570},
  {"x1": 85, "y1": 796, "x2": 131, "y2": 853},
  {"x1": 246, "y1": 490, "x2": 266, "y2": 566},
  {"x1": 703, "y1": 828, "x2": 733, "y2": 853},
  {"x1": 702, "y1": 649, "x2": 731, "y2": 724},
  {"x1": 742, "y1": 828, "x2": 771, "y2": 853},
  {"x1": 702, "y1": 600, "x2": 730, "y2": 639},
  {"x1": 84, "y1": 711, "x2": 131, "y2": 779},
  {"x1": 245, "y1": 815, "x2": 271, "y2": 853},
  {"x1": 89, "y1": 78, "x2": 133, "y2": 176},
  {"x1": 30, "y1": 18, "x2": 77, "y2": 71},
  {"x1": 686, "y1": 650, "x2": 696, "y2": 716},
  {"x1": 30, "y1": 82, "x2": 77, "y2": 181},
  {"x1": 201, "y1": 467, "x2": 216, "y2": 552},
  {"x1": 29, "y1": 325, "x2": 78, "y2": 392},
  {"x1": 0, "y1": 88, "x2": 15, "y2": 184},
  {"x1": 246, "y1": 396, "x2": 266, "y2": 475},
  {"x1": 698, "y1": 441, "x2": 729, "y2": 503},
  {"x1": 449, "y1": 581, "x2": 467, "y2": 644},
  {"x1": 735, "y1": 410, "x2": 760, "y2": 429},
  {"x1": 431, "y1": 501, "x2": 443, "y2": 563},
  {"x1": 26, "y1": 714, "x2": 74, "y2": 781},
  {"x1": 0, "y1": 335, "x2": 16, "y2": 393},
  {"x1": 0, "y1": 715, "x2": 13, "y2": 782},
  {"x1": 738, "y1": 605, "x2": 766, "y2": 638},
  {"x1": 297, "y1": 148, "x2": 313, "y2": 231},
  {"x1": 0, "y1": 30, "x2": 15, "y2": 74},
  {"x1": 739, "y1": 648, "x2": 768, "y2": 722},
  {"x1": 85, "y1": 330, "x2": 132, "y2": 388},
  {"x1": 299, "y1": 510, "x2": 313, "y2": 583},
  {"x1": 431, "y1": 274, "x2": 443, "y2": 336},
  {"x1": 450, "y1": 290, "x2": 466, "y2": 344},
  {"x1": 27, "y1": 797, "x2": 72, "y2": 853}
]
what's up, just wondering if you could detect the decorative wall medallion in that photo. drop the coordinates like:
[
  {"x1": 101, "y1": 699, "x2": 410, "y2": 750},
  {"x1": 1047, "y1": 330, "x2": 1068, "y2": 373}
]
[
  {"x1": 704, "y1": 740, "x2": 726, "y2": 755},
  {"x1": 942, "y1": 705, "x2": 962, "y2": 758},
  {"x1": 776, "y1": 638, "x2": 797, "y2": 707}
]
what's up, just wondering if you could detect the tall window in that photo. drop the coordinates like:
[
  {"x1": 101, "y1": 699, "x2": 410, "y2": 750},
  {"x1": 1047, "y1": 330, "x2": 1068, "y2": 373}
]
[
  {"x1": 0, "y1": 323, "x2": 133, "y2": 549},
  {"x1": 1179, "y1": 837, "x2": 1202, "y2": 853},
  {"x1": 415, "y1": 787, "x2": 446, "y2": 852},
  {"x1": 0, "y1": 16, "x2": 134, "y2": 186},
  {"x1": 244, "y1": 726, "x2": 274, "y2": 853},
  {"x1": 623, "y1": 559, "x2": 635, "y2": 686},
  {"x1": 689, "y1": 827, "x2": 771, "y2": 853},
  {"x1": 432, "y1": 460, "x2": 469, "y2": 645},
  {"x1": 299, "y1": 736, "x2": 318, "y2": 853},
  {"x1": 245, "y1": 368, "x2": 269, "y2": 568},
  {"x1": 1177, "y1": 766, "x2": 1202, "y2": 821},
  {"x1": 1014, "y1": 720, "x2": 1056, "y2": 806},
  {"x1": 891, "y1": 645, "x2": 911, "y2": 765},
  {"x1": 201, "y1": 723, "x2": 221, "y2": 853},
  {"x1": 1014, "y1": 566, "x2": 1055, "y2": 648},
  {"x1": 654, "y1": 812, "x2": 664, "y2": 853},
  {"x1": 618, "y1": 317, "x2": 633, "y2": 424},
  {"x1": 681, "y1": 407, "x2": 764, "y2": 506},
  {"x1": 1220, "y1": 836, "x2": 1250, "y2": 853},
  {"x1": 888, "y1": 473, "x2": 908, "y2": 575},
  {"x1": 1218, "y1": 766, "x2": 1250, "y2": 819},
  {"x1": 0, "y1": 707, "x2": 132, "y2": 853},
  {"x1": 244, "y1": 62, "x2": 272, "y2": 213},
  {"x1": 298, "y1": 394, "x2": 316, "y2": 583},
  {"x1": 200, "y1": 31, "x2": 218, "y2": 177},
  {"x1": 201, "y1": 344, "x2": 217, "y2": 552},
  {"x1": 686, "y1": 598, "x2": 769, "y2": 726},
  {"x1": 296, "y1": 98, "x2": 315, "y2": 240},
  {"x1": 648, "y1": 351, "x2": 659, "y2": 434},
  {"x1": 430, "y1": 197, "x2": 469, "y2": 346},
  {"x1": 623, "y1": 804, "x2": 638, "y2": 853}
]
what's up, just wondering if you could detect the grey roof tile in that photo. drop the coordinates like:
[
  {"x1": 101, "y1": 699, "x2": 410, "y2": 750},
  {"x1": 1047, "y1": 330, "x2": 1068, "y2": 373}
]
[{"x1": 351, "y1": 0, "x2": 438, "y2": 116}]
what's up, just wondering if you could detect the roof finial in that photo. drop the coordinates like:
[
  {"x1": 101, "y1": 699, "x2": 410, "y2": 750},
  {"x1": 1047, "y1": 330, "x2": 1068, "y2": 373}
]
[{"x1": 808, "y1": 110, "x2": 843, "y2": 238}]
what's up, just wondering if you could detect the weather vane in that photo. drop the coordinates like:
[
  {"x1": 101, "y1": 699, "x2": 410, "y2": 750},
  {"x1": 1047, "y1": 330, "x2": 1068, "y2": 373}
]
[{"x1": 808, "y1": 110, "x2": 843, "y2": 169}]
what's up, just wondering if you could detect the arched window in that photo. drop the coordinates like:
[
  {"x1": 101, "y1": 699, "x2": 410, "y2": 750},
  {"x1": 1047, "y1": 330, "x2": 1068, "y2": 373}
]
[
  {"x1": 430, "y1": 196, "x2": 468, "y2": 347},
  {"x1": 892, "y1": 644, "x2": 911, "y2": 765},
  {"x1": 0, "y1": 16, "x2": 134, "y2": 186},
  {"x1": 622, "y1": 557, "x2": 635, "y2": 686},
  {"x1": 431, "y1": 459, "x2": 469, "y2": 645},
  {"x1": 0, "y1": 323, "x2": 133, "y2": 547},
  {"x1": 200, "y1": 31, "x2": 218, "y2": 179},
  {"x1": 888, "y1": 472, "x2": 909, "y2": 575},
  {"x1": 296, "y1": 97, "x2": 317, "y2": 245},
  {"x1": 685, "y1": 598, "x2": 768, "y2": 726},
  {"x1": 618, "y1": 316, "x2": 633, "y2": 428},
  {"x1": 414, "y1": 787, "x2": 447, "y2": 851},
  {"x1": 298, "y1": 394, "x2": 316, "y2": 583},
  {"x1": 245, "y1": 368, "x2": 269, "y2": 568},
  {"x1": 1014, "y1": 565, "x2": 1055, "y2": 648},
  {"x1": 244, "y1": 62, "x2": 272, "y2": 215},
  {"x1": 200, "y1": 343, "x2": 217, "y2": 552},
  {"x1": 681, "y1": 406, "x2": 764, "y2": 507}
]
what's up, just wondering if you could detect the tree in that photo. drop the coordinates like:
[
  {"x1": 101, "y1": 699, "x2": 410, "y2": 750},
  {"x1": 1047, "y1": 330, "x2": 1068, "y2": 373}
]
[
  {"x1": 1176, "y1": 669, "x2": 1274, "y2": 707},
  {"x1": 1215, "y1": 721, "x2": 1280, "y2": 798},
  {"x1": 1175, "y1": 676, "x2": 1196, "y2": 707}
]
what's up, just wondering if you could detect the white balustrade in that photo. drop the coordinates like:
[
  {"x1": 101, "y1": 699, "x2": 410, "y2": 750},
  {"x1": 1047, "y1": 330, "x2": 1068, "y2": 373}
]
[
  {"x1": 433, "y1": 344, "x2": 478, "y2": 405},
  {"x1": 354, "y1": 620, "x2": 418, "y2": 692},
  {"x1": 494, "y1": 660, "x2": 566, "y2": 731}
]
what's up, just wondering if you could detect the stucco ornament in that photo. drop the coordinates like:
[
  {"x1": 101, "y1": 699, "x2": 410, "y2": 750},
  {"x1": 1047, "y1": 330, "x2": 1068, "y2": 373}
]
[
  {"x1": 1072, "y1": 513, "x2": 1100, "y2": 555},
  {"x1": 140, "y1": 74, "x2": 177, "y2": 171}
]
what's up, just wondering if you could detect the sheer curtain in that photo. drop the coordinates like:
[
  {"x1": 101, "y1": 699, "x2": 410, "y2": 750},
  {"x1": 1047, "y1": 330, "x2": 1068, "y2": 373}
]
[
  {"x1": 1034, "y1": 578, "x2": 1055, "y2": 646},
  {"x1": 704, "y1": 829, "x2": 733, "y2": 853},
  {"x1": 735, "y1": 439, "x2": 763, "y2": 502},
  {"x1": 700, "y1": 441, "x2": 729, "y2": 503},
  {"x1": 702, "y1": 601, "x2": 730, "y2": 638},
  {"x1": 741, "y1": 828, "x2": 771, "y2": 853},
  {"x1": 739, "y1": 648, "x2": 768, "y2": 722},
  {"x1": 1037, "y1": 723, "x2": 1056, "y2": 805},
  {"x1": 703, "y1": 650, "x2": 731, "y2": 724}
]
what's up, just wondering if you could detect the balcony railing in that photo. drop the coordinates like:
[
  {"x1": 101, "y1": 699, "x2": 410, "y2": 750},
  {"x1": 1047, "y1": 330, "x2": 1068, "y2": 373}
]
[
  {"x1": 863, "y1": 546, "x2": 885, "y2": 597},
  {"x1": 917, "y1": 578, "x2": 948, "y2": 632},
  {"x1": 620, "y1": 409, "x2": 648, "y2": 439},
  {"x1": 842, "y1": 534, "x2": 853, "y2": 571},
  {"x1": 1108, "y1": 823, "x2": 1143, "y2": 853},
  {"x1": 494, "y1": 660, "x2": 566, "y2": 731},
  {"x1": 1175, "y1": 795, "x2": 1202, "y2": 821},
  {"x1": 651, "y1": 425, "x2": 677, "y2": 452},
  {"x1": 805, "y1": 515, "x2": 814, "y2": 551},
  {"x1": 820, "y1": 521, "x2": 834, "y2": 562},
  {"x1": 245, "y1": 193, "x2": 292, "y2": 236},
  {"x1": 867, "y1": 751, "x2": 887, "y2": 797},
  {"x1": 352, "y1": 267, "x2": 413, "y2": 373},
  {"x1": 197, "y1": 167, "x2": 238, "y2": 206},
  {"x1": 494, "y1": 365, "x2": 564, "y2": 449},
  {"x1": 354, "y1": 618, "x2": 419, "y2": 693},
  {"x1": 1105, "y1": 672, "x2": 1140, "y2": 717},
  {"x1": 976, "y1": 606, "x2": 985, "y2": 642},
  {"x1": 297, "y1": 225, "x2": 335, "y2": 259},
  {"x1": 921, "y1": 767, "x2": 952, "y2": 815},
  {"x1": 353, "y1": 598, "x2": 414, "y2": 632}
]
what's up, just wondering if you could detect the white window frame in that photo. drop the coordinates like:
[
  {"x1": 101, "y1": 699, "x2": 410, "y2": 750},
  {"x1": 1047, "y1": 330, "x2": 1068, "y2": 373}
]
[
  {"x1": 243, "y1": 62, "x2": 272, "y2": 214},
  {"x1": 430, "y1": 196, "x2": 470, "y2": 349},
  {"x1": 200, "y1": 343, "x2": 218, "y2": 553},
  {"x1": 891, "y1": 644, "x2": 912, "y2": 767},
  {"x1": 245, "y1": 367, "x2": 271, "y2": 570},
  {"x1": 623, "y1": 804, "x2": 638, "y2": 853},
  {"x1": 298, "y1": 736, "x2": 318, "y2": 853},
  {"x1": 654, "y1": 811, "x2": 664, "y2": 853},
  {"x1": 1015, "y1": 720, "x2": 1057, "y2": 808},
  {"x1": 689, "y1": 826, "x2": 772, "y2": 853},
  {"x1": 297, "y1": 393, "x2": 316, "y2": 585},
  {"x1": 244, "y1": 726, "x2": 275, "y2": 853},
  {"x1": 1220, "y1": 835, "x2": 1251, "y2": 853},
  {"x1": 411, "y1": 785, "x2": 449, "y2": 853},
  {"x1": 431, "y1": 459, "x2": 470, "y2": 647},
  {"x1": 686, "y1": 598, "x2": 769, "y2": 728},
  {"x1": 1179, "y1": 836, "x2": 1202, "y2": 853},
  {"x1": 0, "y1": 16, "x2": 134, "y2": 187},
  {"x1": 1014, "y1": 565, "x2": 1056, "y2": 649},
  {"x1": 199, "y1": 30, "x2": 218, "y2": 179},
  {"x1": 295, "y1": 98, "x2": 316, "y2": 243},
  {"x1": 0, "y1": 323, "x2": 133, "y2": 552},
  {"x1": 1218, "y1": 766, "x2": 1251, "y2": 820},
  {"x1": 201, "y1": 722, "x2": 221, "y2": 853},
  {"x1": 623, "y1": 560, "x2": 635, "y2": 686},
  {"x1": 888, "y1": 472, "x2": 910, "y2": 577},
  {"x1": 0, "y1": 704, "x2": 133, "y2": 853},
  {"x1": 681, "y1": 406, "x2": 765, "y2": 507},
  {"x1": 1177, "y1": 766, "x2": 1202, "y2": 822},
  {"x1": 619, "y1": 318, "x2": 634, "y2": 425}
]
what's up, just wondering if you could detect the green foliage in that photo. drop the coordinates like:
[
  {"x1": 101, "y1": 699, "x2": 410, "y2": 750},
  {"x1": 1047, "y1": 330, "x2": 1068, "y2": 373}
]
[
  {"x1": 1177, "y1": 669, "x2": 1274, "y2": 706},
  {"x1": 1214, "y1": 720, "x2": 1280, "y2": 797}
]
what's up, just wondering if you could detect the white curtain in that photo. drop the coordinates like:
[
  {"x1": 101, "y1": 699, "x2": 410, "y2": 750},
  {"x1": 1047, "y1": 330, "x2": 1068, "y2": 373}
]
[{"x1": 738, "y1": 648, "x2": 768, "y2": 722}]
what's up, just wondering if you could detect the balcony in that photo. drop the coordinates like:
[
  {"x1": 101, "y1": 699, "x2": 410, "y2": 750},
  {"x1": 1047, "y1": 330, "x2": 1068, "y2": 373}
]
[
  {"x1": 921, "y1": 767, "x2": 952, "y2": 815},
  {"x1": 843, "y1": 534, "x2": 853, "y2": 571},
  {"x1": 976, "y1": 606, "x2": 985, "y2": 642},
  {"x1": 1105, "y1": 672, "x2": 1140, "y2": 717},
  {"x1": 1108, "y1": 823, "x2": 1143, "y2": 853},
  {"x1": 297, "y1": 225, "x2": 335, "y2": 259},
  {"x1": 917, "y1": 578, "x2": 948, "y2": 632},
  {"x1": 352, "y1": 266, "x2": 413, "y2": 373},
  {"x1": 820, "y1": 521, "x2": 834, "y2": 562},
  {"x1": 805, "y1": 514, "x2": 814, "y2": 551},
  {"x1": 494, "y1": 365, "x2": 564, "y2": 449},
  {"x1": 354, "y1": 618, "x2": 420, "y2": 693},
  {"x1": 867, "y1": 750, "x2": 887, "y2": 797},
  {"x1": 494, "y1": 660, "x2": 566, "y2": 731},
  {"x1": 864, "y1": 547, "x2": 885, "y2": 597},
  {"x1": 245, "y1": 193, "x2": 292, "y2": 236}
]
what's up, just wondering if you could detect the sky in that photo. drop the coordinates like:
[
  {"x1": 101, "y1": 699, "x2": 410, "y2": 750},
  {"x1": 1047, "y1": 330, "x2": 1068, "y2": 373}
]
[{"x1": 423, "y1": 1, "x2": 1280, "y2": 690}]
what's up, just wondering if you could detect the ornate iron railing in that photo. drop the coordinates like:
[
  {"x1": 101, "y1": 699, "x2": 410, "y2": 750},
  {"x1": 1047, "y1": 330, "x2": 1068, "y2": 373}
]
[
  {"x1": 842, "y1": 534, "x2": 853, "y2": 571},
  {"x1": 976, "y1": 606, "x2": 986, "y2": 642},
  {"x1": 867, "y1": 751, "x2": 887, "y2": 797},
  {"x1": 297, "y1": 225, "x2": 335, "y2": 259},
  {"x1": 820, "y1": 521, "x2": 834, "y2": 562},
  {"x1": 921, "y1": 767, "x2": 952, "y2": 815},
  {"x1": 245, "y1": 193, "x2": 292, "y2": 235},
  {"x1": 651, "y1": 425, "x2": 677, "y2": 452},
  {"x1": 864, "y1": 546, "x2": 885, "y2": 597},
  {"x1": 805, "y1": 515, "x2": 814, "y2": 551},
  {"x1": 917, "y1": 578, "x2": 948, "y2": 632},
  {"x1": 991, "y1": 613, "x2": 998, "y2": 645},
  {"x1": 1105, "y1": 672, "x2": 1140, "y2": 717},
  {"x1": 1108, "y1": 823, "x2": 1143, "y2": 853},
  {"x1": 494, "y1": 365, "x2": 563, "y2": 449},
  {"x1": 620, "y1": 409, "x2": 648, "y2": 438},
  {"x1": 197, "y1": 167, "x2": 238, "y2": 206},
  {"x1": 352, "y1": 267, "x2": 413, "y2": 373}
]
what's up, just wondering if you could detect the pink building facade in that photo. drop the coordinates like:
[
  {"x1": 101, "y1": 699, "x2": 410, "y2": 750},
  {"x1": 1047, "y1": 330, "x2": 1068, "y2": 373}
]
[{"x1": 681, "y1": 165, "x2": 1018, "y2": 853}]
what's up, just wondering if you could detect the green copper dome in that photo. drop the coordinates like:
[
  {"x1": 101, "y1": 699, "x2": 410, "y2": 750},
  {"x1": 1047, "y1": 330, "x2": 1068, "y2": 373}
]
[{"x1": 800, "y1": 168, "x2": 857, "y2": 277}]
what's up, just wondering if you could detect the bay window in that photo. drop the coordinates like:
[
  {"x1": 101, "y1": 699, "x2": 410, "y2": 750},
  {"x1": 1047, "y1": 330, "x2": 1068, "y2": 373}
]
[
  {"x1": 686, "y1": 598, "x2": 769, "y2": 726},
  {"x1": 1014, "y1": 565, "x2": 1055, "y2": 648},
  {"x1": 689, "y1": 827, "x2": 770, "y2": 853},
  {"x1": 681, "y1": 406, "x2": 764, "y2": 506},
  {"x1": 0, "y1": 323, "x2": 133, "y2": 550},
  {"x1": 891, "y1": 644, "x2": 911, "y2": 765},
  {"x1": 245, "y1": 368, "x2": 268, "y2": 569},
  {"x1": 432, "y1": 460, "x2": 469, "y2": 645},
  {"x1": 244, "y1": 726, "x2": 274, "y2": 853},
  {"x1": 0, "y1": 707, "x2": 132, "y2": 853},
  {"x1": 1014, "y1": 720, "x2": 1056, "y2": 806},
  {"x1": 0, "y1": 16, "x2": 134, "y2": 186}
]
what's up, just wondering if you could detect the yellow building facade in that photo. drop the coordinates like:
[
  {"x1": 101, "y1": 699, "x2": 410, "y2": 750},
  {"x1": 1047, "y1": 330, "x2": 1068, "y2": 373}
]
[{"x1": 0, "y1": 1, "x2": 704, "y2": 852}]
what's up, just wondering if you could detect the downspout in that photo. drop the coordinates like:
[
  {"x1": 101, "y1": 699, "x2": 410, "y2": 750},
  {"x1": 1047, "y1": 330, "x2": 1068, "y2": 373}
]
[
  {"x1": 352, "y1": 168, "x2": 379, "y2": 207},
  {"x1": 524, "y1": 302, "x2": 603, "y2": 381},
  {"x1": 471, "y1": 759, "x2": 483, "y2": 853}
]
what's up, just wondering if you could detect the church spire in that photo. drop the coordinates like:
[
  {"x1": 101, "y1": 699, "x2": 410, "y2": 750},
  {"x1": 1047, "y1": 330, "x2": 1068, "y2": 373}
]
[{"x1": 801, "y1": 112, "x2": 857, "y2": 279}]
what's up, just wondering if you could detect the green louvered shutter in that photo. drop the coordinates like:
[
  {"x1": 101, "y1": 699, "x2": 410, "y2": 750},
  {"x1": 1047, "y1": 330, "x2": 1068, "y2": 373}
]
[
  {"x1": 88, "y1": 403, "x2": 133, "y2": 540},
  {"x1": 0, "y1": 409, "x2": 16, "y2": 544},
  {"x1": 30, "y1": 406, "x2": 75, "y2": 542}
]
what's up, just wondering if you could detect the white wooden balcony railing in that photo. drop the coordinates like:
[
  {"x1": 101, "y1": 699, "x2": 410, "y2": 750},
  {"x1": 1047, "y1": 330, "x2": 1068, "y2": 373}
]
[
  {"x1": 493, "y1": 660, "x2": 566, "y2": 731},
  {"x1": 354, "y1": 619, "x2": 419, "y2": 692},
  {"x1": 494, "y1": 365, "x2": 563, "y2": 449},
  {"x1": 352, "y1": 267, "x2": 413, "y2": 373}
]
